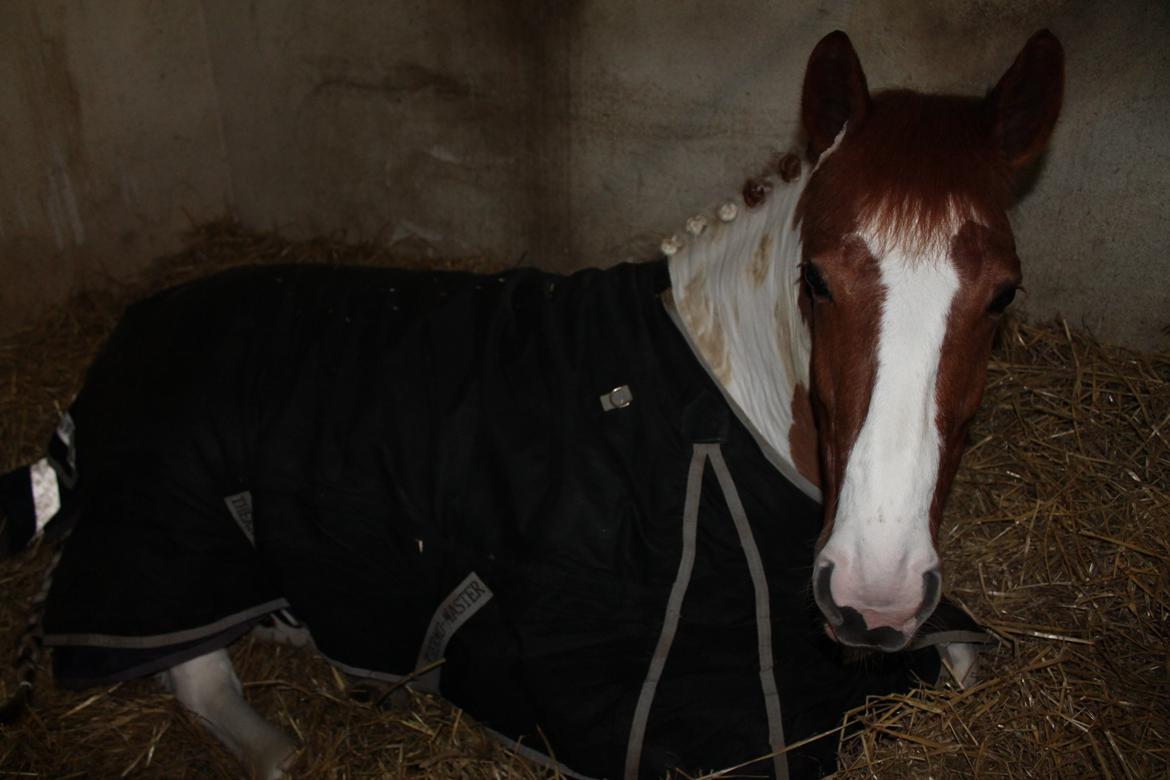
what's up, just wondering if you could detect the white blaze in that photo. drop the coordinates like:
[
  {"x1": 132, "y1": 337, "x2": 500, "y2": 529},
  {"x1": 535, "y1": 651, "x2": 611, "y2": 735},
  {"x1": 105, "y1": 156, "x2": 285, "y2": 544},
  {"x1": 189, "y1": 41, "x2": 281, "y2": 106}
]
[{"x1": 822, "y1": 225, "x2": 959, "y2": 612}]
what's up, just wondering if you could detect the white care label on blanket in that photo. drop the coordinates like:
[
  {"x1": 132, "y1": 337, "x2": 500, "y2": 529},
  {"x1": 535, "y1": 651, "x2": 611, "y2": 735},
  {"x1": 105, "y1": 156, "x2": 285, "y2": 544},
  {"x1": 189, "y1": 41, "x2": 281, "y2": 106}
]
[
  {"x1": 30, "y1": 458, "x2": 61, "y2": 533},
  {"x1": 414, "y1": 572, "x2": 493, "y2": 692},
  {"x1": 224, "y1": 491, "x2": 255, "y2": 545}
]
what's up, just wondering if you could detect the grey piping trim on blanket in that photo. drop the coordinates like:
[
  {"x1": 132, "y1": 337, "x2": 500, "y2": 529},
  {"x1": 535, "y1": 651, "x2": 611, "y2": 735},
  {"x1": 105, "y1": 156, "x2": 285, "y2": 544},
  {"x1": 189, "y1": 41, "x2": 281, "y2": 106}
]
[
  {"x1": 56, "y1": 618, "x2": 259, "y2": 689},
  {"x1": 327, "y1": 575, "x2": 494, "y2": 696},
  {"x1": 321, "y1": 655, "x2": 603, "y2": 780},
  {"x1": 320, "y1": 654, "x2": 409, "y2": 686},
  {"x1": 623, "y1": 443, "x2": 706, "y2": 780},
  {"x1": 661, "y1": 291, "x2": 822, "y2": 504},
  {"x1": 42, "y1": 598, "x2": 290, "y2": 649},
  {"x1": 481, "y1": 727, "x2": 605, "y2": 780},
  {"x1": 413, "y1": 571, "x2": 494, "y2": 694},
  {"x1": 708, "y1": 446, "x2": 790, "y2": 780}
]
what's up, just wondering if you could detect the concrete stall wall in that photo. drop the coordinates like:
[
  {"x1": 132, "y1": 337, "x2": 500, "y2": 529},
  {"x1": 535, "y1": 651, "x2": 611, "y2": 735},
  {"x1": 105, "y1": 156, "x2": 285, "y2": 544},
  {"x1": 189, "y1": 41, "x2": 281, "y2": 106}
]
[
  {"x1": 0, "y1": 0, "x2": 231, "y2": 326},
  {"x1": 1, "y1": 1, "x2": 1167, "y2": 350}
]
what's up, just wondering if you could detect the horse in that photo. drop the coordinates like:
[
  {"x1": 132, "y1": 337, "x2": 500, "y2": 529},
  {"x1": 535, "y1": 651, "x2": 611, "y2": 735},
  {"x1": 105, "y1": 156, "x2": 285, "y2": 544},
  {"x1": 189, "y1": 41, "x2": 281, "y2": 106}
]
[{"x1": 0, "y1": 29, "x2": 1062, "y2": 780}]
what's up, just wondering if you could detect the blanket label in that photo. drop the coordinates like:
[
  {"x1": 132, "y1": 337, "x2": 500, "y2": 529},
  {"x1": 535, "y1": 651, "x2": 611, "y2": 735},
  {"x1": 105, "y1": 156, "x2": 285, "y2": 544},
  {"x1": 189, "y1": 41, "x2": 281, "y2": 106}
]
[
  {"x1": 224, "y1": 491, "x2": 255, "y2": 545},
  {"x1": 30, "y1": 458, "x2": 61, "y2": 533},
  {"x1": 415, "y1": 572, "x2": 493, "y2": 690}
]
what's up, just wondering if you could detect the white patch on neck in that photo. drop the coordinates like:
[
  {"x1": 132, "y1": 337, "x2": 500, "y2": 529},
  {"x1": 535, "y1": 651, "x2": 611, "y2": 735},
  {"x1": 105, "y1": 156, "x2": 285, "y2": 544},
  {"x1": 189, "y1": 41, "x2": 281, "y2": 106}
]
[
  {"x1": 825, "y1": 223, "x2": 959, "y2": 594},
  {"x1": 665, "y1": 137, "x2": 847, "y2": 496},
  {"x1": 667, "y1": 168, "x2": 810, "y2": 475}
]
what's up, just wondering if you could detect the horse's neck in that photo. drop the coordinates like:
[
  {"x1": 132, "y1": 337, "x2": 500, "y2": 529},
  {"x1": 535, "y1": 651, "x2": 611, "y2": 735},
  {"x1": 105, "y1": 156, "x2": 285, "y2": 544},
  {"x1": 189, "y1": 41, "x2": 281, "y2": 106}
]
[{"x1": 667, "y1": 175, "x2": 813, "y2": 479}]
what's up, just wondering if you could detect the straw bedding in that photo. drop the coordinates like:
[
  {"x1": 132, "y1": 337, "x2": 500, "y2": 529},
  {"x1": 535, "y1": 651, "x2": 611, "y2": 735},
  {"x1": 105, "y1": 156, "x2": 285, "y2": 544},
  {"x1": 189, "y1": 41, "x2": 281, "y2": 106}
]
[{"x1": 1, "y1": 223, "x2": 1167, "y2": 778}]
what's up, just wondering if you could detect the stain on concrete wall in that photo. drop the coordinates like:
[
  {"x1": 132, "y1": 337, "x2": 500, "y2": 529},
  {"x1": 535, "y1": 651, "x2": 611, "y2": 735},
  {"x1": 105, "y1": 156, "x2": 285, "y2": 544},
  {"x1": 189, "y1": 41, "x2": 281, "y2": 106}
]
[
  {"x1": 1, "y1": 1, "x2": 1167, "y2": 350},
  {"x1": 198, "y1": 0, "x2": 579, "y2": 265},
  {"x1": 0, "y1": 0, "x2": 230, "y2": 334}
]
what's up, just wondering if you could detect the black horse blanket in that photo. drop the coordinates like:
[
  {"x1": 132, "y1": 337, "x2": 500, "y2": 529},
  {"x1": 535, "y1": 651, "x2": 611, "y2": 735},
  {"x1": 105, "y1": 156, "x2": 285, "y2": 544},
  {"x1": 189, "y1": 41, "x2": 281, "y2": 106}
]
[{"x1": 1, "y1": 260, "x2": 978, "y2": 778}]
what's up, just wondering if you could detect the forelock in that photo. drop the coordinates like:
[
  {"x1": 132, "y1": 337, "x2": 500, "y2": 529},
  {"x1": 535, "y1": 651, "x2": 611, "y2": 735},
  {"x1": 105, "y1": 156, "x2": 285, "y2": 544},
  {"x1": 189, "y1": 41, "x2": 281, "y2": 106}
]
[{"x1": 797, "y1": 91, "x2": 1013, "y2": 261}]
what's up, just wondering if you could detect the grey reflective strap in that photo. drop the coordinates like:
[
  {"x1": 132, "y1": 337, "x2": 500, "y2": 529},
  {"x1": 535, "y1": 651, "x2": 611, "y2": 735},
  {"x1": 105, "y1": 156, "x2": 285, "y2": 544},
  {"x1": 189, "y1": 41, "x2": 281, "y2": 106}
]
[
  {"x1": 414, "y1": 572, "x2": 493, "y2": 693},
  {"x1": 224, "y1": 491, "x2": 255, "y2": 545},
  {"x1": 624, "y1": 443, "x2": 707, "y2": 780},
  {"x1": 708, "y1": 446, "x2": 790, "y2": 780},
  {"x1": 44, "y1": 598, "x2": 291, "y2": 649}
]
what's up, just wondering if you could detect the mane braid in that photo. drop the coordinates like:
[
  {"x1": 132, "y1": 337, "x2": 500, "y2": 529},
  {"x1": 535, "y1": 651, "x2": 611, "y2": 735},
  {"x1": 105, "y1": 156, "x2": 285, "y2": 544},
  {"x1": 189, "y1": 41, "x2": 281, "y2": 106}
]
[{"x1": 665, "y1": 155, "x2": 814, "y2": 479}]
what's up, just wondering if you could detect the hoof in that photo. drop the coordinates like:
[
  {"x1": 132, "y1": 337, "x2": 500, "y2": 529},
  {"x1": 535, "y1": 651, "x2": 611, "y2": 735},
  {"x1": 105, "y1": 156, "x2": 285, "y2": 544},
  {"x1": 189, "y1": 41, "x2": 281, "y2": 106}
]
[
  {"x1": 938, "y1": 641, "x2": 980, "y2": 689},
  {"x1": 252, "y1": 736, "x2": 300, "y2": 780}
]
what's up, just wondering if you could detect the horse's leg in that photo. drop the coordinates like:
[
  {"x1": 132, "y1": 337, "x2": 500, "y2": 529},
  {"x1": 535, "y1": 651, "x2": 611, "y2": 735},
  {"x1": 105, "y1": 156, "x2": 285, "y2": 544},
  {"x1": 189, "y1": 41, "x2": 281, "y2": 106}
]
[
  {"x1": 162, "y1": 648, "x2": 299, "y2": 779},
  {"x1": 937, "y1": 641, "x2": 980, "y2": 688}
]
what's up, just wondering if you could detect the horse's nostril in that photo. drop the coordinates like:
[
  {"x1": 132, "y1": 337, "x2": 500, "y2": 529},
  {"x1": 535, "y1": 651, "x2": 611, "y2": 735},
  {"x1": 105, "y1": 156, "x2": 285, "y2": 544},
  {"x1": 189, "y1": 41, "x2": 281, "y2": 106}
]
[
  {"x1": 813, "y1": 563, "x2": 844, "y2": 626},
  {"x1": 915, "y1": 567, "x2": 942, "y2": 623},
  {"x1": 813, "y1": 562, "x2": 942, "y2": 651}
]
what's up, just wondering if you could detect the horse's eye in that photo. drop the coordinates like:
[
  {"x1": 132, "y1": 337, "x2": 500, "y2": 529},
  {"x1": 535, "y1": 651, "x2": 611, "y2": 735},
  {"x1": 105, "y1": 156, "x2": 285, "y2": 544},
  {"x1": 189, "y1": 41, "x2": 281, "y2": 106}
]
[
  {"x1": 987, "y1": 285, "x2": 1017, "y2": 315},
  {"x1": 802, "y1": 263, "x2": 832, "y2": 300}
]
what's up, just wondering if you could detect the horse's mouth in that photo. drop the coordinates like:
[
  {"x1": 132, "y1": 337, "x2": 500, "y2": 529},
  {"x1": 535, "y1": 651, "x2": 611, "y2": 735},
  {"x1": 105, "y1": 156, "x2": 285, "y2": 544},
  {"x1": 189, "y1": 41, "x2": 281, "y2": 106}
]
[{"x1": 822, "y1": 619, "x2": 917, "y2": 653}]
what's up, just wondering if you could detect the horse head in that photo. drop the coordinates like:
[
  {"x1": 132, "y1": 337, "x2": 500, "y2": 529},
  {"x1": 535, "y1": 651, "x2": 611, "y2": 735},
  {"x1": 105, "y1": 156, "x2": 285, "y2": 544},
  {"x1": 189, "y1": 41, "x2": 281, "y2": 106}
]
[{"x1": 799, "y1": 30, "x2": 1063, "y2": 651}]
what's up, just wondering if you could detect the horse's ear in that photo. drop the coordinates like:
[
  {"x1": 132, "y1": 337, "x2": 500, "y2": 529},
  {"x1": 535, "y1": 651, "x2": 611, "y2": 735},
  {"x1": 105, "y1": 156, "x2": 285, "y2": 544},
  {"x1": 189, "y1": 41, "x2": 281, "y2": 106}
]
[
  {"x1": 986, "y1": 30, "x2": 1064, "y2": 170},
  {"x1": 802, "y1": 31, "x2": 870, "y2": 161}
]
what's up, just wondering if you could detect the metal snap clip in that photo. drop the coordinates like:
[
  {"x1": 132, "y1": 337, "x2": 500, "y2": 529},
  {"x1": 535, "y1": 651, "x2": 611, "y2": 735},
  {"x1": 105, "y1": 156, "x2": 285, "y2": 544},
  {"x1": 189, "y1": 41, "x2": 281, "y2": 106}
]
[{"x1": 600, "y1": 384, "x2": 634, "y2": 411}]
